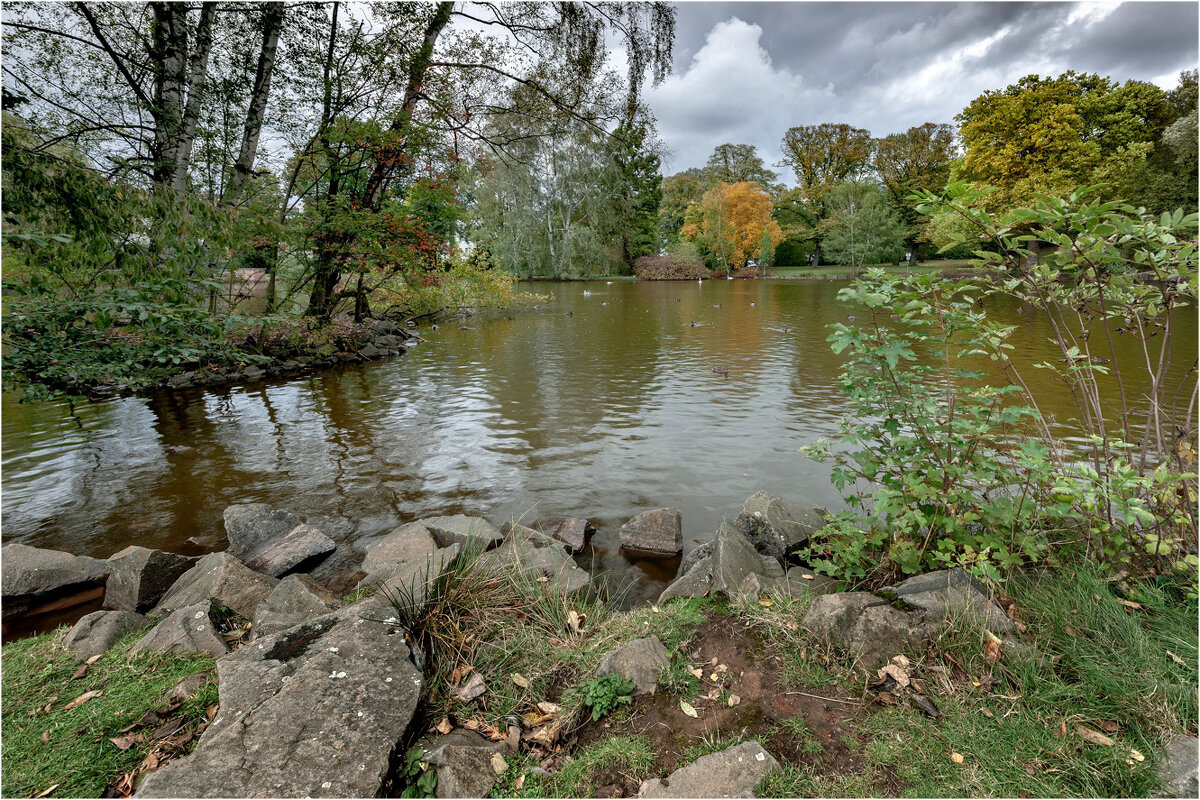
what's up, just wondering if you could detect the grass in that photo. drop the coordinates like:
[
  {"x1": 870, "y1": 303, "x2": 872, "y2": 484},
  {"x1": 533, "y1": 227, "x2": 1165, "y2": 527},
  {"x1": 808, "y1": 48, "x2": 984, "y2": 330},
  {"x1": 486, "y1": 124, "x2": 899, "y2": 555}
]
[
  {"x1": 768, "y1": 260, "x2": 972, "y2": 278},
  {"x1": 680, "y1": 731, "x2": 750, "y2": 764},
  {"x1": 1, "y1": 627, "x2": 218, "y2": 798},
  {"x1": 757, "y1": 762, "x2": 879, "y2": 797},
  {"x1": 840, "y1": 566, "x2": 1197, "y2": 798}
]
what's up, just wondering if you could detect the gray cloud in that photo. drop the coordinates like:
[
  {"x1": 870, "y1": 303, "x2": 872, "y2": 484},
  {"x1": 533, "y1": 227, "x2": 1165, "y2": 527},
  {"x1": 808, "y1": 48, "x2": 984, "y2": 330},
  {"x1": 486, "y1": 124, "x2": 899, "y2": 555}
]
[{"x1": 651, "y1": 2, "x2": 1198, "y2": 176}]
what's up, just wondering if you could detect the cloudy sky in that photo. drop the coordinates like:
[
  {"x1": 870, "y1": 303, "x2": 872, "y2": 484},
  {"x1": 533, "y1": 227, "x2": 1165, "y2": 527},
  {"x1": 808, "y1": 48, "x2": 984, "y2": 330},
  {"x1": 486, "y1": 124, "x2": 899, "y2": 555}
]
[{"x1": 643, "y1": 1, "x2": 1198, "y2": 179}]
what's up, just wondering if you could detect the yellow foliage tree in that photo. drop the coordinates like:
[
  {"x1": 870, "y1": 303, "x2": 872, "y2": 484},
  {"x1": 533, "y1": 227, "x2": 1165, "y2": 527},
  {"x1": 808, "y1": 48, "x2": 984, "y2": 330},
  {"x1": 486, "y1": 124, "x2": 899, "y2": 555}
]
[{"x1": 681, "y1": 181, "x2": 784, "y2": 269}]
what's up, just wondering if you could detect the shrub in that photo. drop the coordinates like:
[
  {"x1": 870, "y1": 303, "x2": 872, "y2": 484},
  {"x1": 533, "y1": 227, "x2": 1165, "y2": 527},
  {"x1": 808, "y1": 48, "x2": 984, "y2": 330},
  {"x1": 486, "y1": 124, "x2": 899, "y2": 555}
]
[
  {"x1": 634, "y1": 243, "x2": 711, "y2": 280},
  {"x1": 580, "y1": 673, "x2": 636, "y2": 720}
]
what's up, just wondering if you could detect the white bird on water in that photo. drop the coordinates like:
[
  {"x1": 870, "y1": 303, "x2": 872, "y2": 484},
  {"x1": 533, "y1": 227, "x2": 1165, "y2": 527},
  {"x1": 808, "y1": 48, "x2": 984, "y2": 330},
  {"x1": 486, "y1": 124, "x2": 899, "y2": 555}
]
[
  {"x1": 606, "y1": 281, "x2": 613, "y2": 285},
  {"x1": 583, "y1": 289, "x2": 592, "y2": 296},
  {"x1": 727, "y1": 275, "x2": 733, "y2": 280}
]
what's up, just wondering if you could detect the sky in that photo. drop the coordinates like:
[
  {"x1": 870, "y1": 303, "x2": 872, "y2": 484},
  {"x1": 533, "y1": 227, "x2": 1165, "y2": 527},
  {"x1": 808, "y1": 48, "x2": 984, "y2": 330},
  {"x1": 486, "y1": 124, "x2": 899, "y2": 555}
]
[{"x1": 643, "y1": 1, "x2": 1199, "y2": 178}]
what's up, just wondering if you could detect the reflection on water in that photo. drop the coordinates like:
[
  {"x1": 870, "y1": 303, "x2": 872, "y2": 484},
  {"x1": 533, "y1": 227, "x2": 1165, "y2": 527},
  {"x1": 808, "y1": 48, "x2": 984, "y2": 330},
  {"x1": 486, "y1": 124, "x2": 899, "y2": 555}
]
[{"x1": 3, "y1": 280, "x2": 1195, "y2": 604}]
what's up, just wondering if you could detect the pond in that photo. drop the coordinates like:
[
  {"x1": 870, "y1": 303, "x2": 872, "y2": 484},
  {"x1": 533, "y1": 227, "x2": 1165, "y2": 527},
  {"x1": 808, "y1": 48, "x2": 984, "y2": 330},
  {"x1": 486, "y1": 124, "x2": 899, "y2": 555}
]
[{"x1": 3, "y1": 279, "x2": 1196, "y2": 605}]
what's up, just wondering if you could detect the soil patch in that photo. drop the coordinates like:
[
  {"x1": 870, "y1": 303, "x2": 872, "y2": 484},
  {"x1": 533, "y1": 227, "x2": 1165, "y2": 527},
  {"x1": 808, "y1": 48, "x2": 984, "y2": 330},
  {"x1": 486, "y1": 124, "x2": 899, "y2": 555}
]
[{"x1": 571, "y1": 617, "x2": 893, "y2": 795}]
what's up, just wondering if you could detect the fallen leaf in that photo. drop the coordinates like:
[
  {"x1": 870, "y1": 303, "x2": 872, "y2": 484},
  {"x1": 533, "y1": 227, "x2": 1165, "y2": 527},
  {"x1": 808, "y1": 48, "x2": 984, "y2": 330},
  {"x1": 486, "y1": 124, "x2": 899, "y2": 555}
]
[
  {"x1": 1166, "y1": 650, "x2": 1187, "y2": 667},
  {"x1": 876, "y1": 663, "x2": 910, "y2": 688},
  {"x1": 524, "y1": 719, "x2": 562, "y2": 745},
  {"x1": 491, "y1": 752, "x2": 509, "y2": 775},
  {"x1": 84, "y1": 654, "x2": 102, "y2": 665},
  {"x1": 1098, "y1": 720, "x2": 1120, "y2": 734},
  {"x1": 566, "y1": 610, "x2": 585, "y2": 634},
  {"x1": 1076, "y1": 725, "x2": 1116, "y2": 746},
  {"x1": 511, "y1": 673, "x2": 530, "y2": 689},
  {"x1": 891, "y1": 655, "x2": 911, "y2": 669},
  {"x1": 758, "y1": 598, "x2": 774, "y2": 607},
  {"x1": 951, "y1": 752, "x2": 965, "y2": 764},
  {"x1": 71, "y1": 664, "x2": 90, "y2": 681},
  {"x1": 461, "y1": 717, "x2": 481, "y2": 730},
  {"x1": 690, "y1": 668, "x2": 703, "y2": 679},
  {"x1": 984, "y1": 639, "x2": 1002, "y2": 663},
  {"x1": 1056, "y1": 721, "x2": 1067, "y2": 739},
  {"x1": 710, "y1": 657, "x2": 719, "y2": 665},
  {"x1": 909, "y1": 693, "x2": 941, "y2": 718},
  {"x1": 980, "y1": 708, "x2": 994, "y2": 719},
  {"x1": 1127, "y1": 749, "x2": 1145, "y2": 765},
  {"x1": 151, "y1": 717, "x2": 184, "y2": 740},
  {"x1": 109, "y1": 735, "x2": 143, "y2": 751},
  {"x1": 451, "y1": 672, "x2": 487, "y2": 702},
  {"x1": 514, "y1": 774, "x2": 526, "y2": 791},
  {"x1": 1116, "y1": 599, "x2": 1142, "y2": 610},
  {"x1": 875, "y1": 691, "x2": 897, "y2": 706},
  {"x1": 32, "y1": 784, "x2": 59, "y2": 798},
  {"x1": 679, "y1": 700, "x2": 699, "y2": 718},
  {"x1": 727, "y1": 694, "x2": 740, "y2": 707},
  {"x1": 61, "y1": 690, "x2": 102, "y2": 711},
  {"x1": 801, "y1": 573, "x2": 814, "y2": 580},
  {"x1": 536, "y1": 701, "x2": 560, "y2": 716},
  {"x1": 709, "y1": 673, "x2": 719, "y2": 681},
  {"x1": 522, "y1": 711, "x2": 553, "y2": 727},
  {"x1": 41, "y1": 731, "x2": 50, "y2": 743},
  {"x1": 1063, "y1": 626, "x2": 1078, "y2": 637},
  {"x1": 435, "y1": 717, "x2": 453, "y2": 735},
  {"x1": 450, "y1": 664, "x2": 472, "y2": 686}
]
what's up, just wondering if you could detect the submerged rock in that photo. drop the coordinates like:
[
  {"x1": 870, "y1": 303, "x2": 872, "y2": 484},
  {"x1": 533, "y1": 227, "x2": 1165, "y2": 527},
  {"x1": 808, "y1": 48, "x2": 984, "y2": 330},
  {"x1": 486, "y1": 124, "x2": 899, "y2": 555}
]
[
  {"x1": 619, "y1": 508, "x2": 683, "y2": 556},
  {"x1": 223, "y1": 503, "x2": 336, "y2": 578},
  {"x1": 136, "y1": 597, "x2": 423, "y2": 798}
]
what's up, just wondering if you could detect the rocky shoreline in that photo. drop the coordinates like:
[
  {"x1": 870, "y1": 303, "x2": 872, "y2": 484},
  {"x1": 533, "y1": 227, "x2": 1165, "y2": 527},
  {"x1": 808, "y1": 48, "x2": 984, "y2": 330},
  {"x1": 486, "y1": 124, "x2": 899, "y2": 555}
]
[{"x1": 2, "y1": 492, "x2": 1196, "y2": 798}]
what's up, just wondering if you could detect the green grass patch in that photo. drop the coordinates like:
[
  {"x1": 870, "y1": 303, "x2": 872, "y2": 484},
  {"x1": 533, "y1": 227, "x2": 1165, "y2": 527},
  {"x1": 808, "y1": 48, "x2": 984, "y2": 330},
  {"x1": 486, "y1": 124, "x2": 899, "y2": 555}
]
[
  {"x1": 847, "y1": 566, "x2": 1197, "y2": 797},
  {"x1": 680, "y1": 731, "x2": 750, "y2": 765},
  {"x1": 1, "y1": 627, "x2": 217, "y2": 798},
  {"x1": 533, "y1": 735, "x2": 658, "y2": 797},
  {"x1": 756, "y1": 762, "x2": 879, "y2": 798}
]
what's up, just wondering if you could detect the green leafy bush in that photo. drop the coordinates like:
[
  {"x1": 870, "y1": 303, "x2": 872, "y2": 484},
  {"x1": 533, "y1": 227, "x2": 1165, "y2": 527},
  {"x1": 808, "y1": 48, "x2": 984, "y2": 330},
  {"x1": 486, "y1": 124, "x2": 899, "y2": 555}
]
[{"x1": 580, "y1": 673, "x2": 636, "y2": 720}]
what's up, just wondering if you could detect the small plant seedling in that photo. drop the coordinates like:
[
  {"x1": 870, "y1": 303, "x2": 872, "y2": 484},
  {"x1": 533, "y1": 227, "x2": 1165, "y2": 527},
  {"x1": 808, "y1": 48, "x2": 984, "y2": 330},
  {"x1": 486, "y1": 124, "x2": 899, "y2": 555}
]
[
  {"x1": 398, "y1": 747, "x2": 437, "y2": 798},
  {"x1": 581, "y1": 673, "x2": 636, "y2": 721}
]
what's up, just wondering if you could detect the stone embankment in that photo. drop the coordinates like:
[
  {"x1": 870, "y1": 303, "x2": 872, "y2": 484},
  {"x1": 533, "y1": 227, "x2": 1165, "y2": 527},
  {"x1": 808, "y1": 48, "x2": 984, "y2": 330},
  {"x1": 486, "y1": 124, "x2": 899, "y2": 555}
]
[{"x1": 3, "y1": 492, "x2": 1195, "y2": 797}]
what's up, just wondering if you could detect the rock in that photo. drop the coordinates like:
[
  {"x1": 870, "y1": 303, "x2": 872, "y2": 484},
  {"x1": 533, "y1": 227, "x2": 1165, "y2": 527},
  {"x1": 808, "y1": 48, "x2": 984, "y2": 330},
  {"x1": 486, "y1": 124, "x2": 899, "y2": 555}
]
[
  {"x1": 883, "y1": 568, "x2": 1015, "y2": 635},
  {"x1": 242, "y1": 365, "x2": 265, "y2": 381},
  {"x1": 1158, "y1": 735, "x2": 1199, "y2": 798},
  {"x1": 223, "y1": 503, "x2": 337, "y2": 578},
  {"x1": 658, "y1": 557, "x2": 713, "y2": 605},
  {"x1": 252, "y1": 574, "x2": 343, "y2": 640},
  {"x1": 360, "y1": 523, "x2": 439, "y2": 583},
  {"x1": 104, "y1": 546, "x2": 196, "y2": 613},
  {"x1": 358, "y1": 343, "x2": 383, "y2": 358},
  {"x1": 375, "y1": 545, "x2": 462, "y2": 609},
  {"x1": 732, "y1": 491, "x2": 821, "y2": 562},
  {"x1": 418, "y1": 515, "x2": 504, "y2": 551},
  {"x1": 596, "y1": 636, "x2": 669, "y2": 695},
  {"x1": 802, "y1": 593, "x2": 932, "y2": 676},
  {"x1": 549, "y1": 518, "x2": 594, "y2": 553},
  {"x1": 162, "y1": 671, "x2": 214, "y2": 705},
  {"x1": 1, "y1": 543, "x2": 110, "y2": 620},
  {"x1": 136, "y1": 599, "x2": 423, "y2": 798},
  {"x1": 709, "y1": 520, "x2": 771, "y2": 596},
  {"x1": 419, "y1": 729, "x2": 507, "y2": 798},
  {"x1": 62, "y1": 610, "x2": 148, "y2": 661},
  {"x1": 619, "y1": 508, "x2": 683, "y2": 556},
  {"x1": 784, "y1": 567, "x2": 841, "y2": 595},
  {"x1": 637, "y1": 741, "x2": 780, "y2": 798},
  {"x1": 153, "y1": 552, "x2": 278, "y2": 619},
  {"x1": 480, "y1": 525, "x2": 590, "y2": 593},
  {"x1": 130, "y1": 602, "x2": 229, "y2": 659},
  {"x1": 374, "y1": 334, "x2": 404, "y2": 349}
]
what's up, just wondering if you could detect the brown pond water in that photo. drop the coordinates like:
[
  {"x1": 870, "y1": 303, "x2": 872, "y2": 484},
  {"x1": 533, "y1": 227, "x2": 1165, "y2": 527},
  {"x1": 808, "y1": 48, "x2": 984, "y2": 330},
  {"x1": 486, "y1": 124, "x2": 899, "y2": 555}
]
[{"x1": 3, "y1": 279, "x2": 1196, "y2": 606}]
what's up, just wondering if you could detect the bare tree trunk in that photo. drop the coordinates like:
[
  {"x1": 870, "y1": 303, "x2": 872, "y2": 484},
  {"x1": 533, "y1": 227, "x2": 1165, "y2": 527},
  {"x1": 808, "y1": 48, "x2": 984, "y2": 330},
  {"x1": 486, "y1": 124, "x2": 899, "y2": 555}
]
[
  {"x1": 150, "y1": 2, "x2": 189, "y2": 188},
  {"x1": 171, "y1": 2, "x2": 216, "y2": 195},
  {"x1": 224, "y1": 2, "x2": 286, "y2": 206}
]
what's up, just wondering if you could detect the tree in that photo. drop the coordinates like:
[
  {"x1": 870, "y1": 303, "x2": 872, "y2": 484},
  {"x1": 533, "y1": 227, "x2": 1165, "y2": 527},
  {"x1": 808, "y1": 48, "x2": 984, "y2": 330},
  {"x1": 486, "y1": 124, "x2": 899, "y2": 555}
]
[
  {"x1": 682, "y1": 181, "x2": 784, "y2": 270},
  {"x1": 658, "y1": 169, "x2": 704, "y2": 248},
  {"x1": 701, "y1": 143, "x2": 778, "y2": 194},
  {"x1": 956, "y1": 71, "x2": 1172, "y2": 212},
  {"x1": 780, "y1": 123, "x2": 873, "y2": 208},
  {"x1": 1114, "y1": 70, "x2": 1198, "y2": 214},
  {"x1": 819, "y1": 181, "x2": 906, "y2": 272},
  {"x1": 598, "y1": 119, "x2": 664, "y2": 272}
]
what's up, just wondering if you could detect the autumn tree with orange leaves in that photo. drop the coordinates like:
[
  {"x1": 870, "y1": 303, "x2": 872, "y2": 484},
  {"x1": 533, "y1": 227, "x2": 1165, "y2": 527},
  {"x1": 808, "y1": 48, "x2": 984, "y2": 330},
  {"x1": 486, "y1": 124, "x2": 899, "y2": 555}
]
[{"x1": 682, "y1": 181, "x2": 784, "y2": 269}]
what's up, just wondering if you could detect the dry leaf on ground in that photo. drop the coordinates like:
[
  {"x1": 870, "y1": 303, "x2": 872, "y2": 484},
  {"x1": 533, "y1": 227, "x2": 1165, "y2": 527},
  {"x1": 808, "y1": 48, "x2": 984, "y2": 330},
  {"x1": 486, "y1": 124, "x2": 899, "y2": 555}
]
[
  {"x1": 1098, "y1": 720, "x2": 1120, "y2": 733},
  {"x1": 876, "y1": 663, "x2": 910, "y2": 688},
  {"x1": 1076, "y1": 725, "x2": 1116, "y2": 746},
  {"x1": 451, "y1": 673, "x2": 487, "y2": 702},
  {"x1": 510, "y1": 673, "x2": 530, "y2": 689},
  {"x1": 61, "y1": 690, "x2": 102, "y2": 711},
  {"x1": 951, "y1": 752, "x2": 965, "y2": 764},
  {"x1": 110, "y1": 735, "x2": 144, "y2": 751},
  {"x1": 536, "y1": 701, "x2": 560, "y2": 716},
  {"x1": 679, "y1": 700, "x2": 699, "y2": 718},
  {"x1": 435, "y1": 718, "x2": 453, "y2": 735},
  {"x1": 490, "y1": 753, "x2": 509, "y2": 775},
  {"x1": 984, "y1": 639, "x2": 1002, "y2": 663}
]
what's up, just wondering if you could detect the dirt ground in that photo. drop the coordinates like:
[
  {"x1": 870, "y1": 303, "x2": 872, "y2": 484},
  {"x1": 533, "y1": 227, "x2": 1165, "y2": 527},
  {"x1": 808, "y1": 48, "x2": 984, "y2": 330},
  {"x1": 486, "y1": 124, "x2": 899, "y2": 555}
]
[{"x1": 568, "y1": 617, "x2": 903, "y2": 797}]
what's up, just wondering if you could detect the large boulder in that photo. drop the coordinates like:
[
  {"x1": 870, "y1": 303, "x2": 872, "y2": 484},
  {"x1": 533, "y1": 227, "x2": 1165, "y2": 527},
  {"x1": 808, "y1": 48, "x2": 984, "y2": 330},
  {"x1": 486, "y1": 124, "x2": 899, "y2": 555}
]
[
  {"x1": 1, "y1": 543, "x2": 109, "y2": 620},
  {"x1": 373, "y1": 545, "x2": 463, "y2": 620},
  {"x1": 417, "y1": 515, "x2": 504, "y2": 551},
  {"x1": 418, "y1": 729, "x2": 508, "y2": 798},
  {"x1": 62, "y1": 610, "x2": 149, "y2": 661},
  {"x1": 359, "y1": 523, "x2": 438, "y2": 583},
  {"x1": 619, "y1": 508, "x2": 683, "y2": 556},
  {"x1": 153, "y1": 552, "x2": 278, "y2": 619},
  {"x1": 223, "y1": 503, "x2": 336, "y2": 578},
  {"x1": 658, "y1": 522, "x2": 780, "y2": 604},
  {"x1": 104, "y1": 546, "x2": 196, "y2": 613},
  {"x1": 637, "y1": 741, "x2": 780, "y2": 798},
  {"x1": 548, "y1": 518, "x2": 594, "y2": 553},
  {"x1": 129, "y1": 602, "x2": 229, "y2": 660},
  {"x1": 657, "y1": 557, "x2": 714, "y2": 605},
  {"x1": 136, "y1": 597, "x2": 424, "y2": 798},
  {"x1": 596, "y1": 636, "x2": 670, "y2": 695},
  {"x1": 252, "y1": 574, "x2": 343, "y2": 640},
  {"x1": 803, "y1": 593, "x2": 932, "y2": 676},
  {"x1": 733, "y1": 491, "x2": 822, "y2": 562},
  {"x1": 882, "y1": 568, "x2": 1015, "y2": 635},
  {"x1": 1159, "y1": 735, "x2": 1199, "y2": 798}
]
